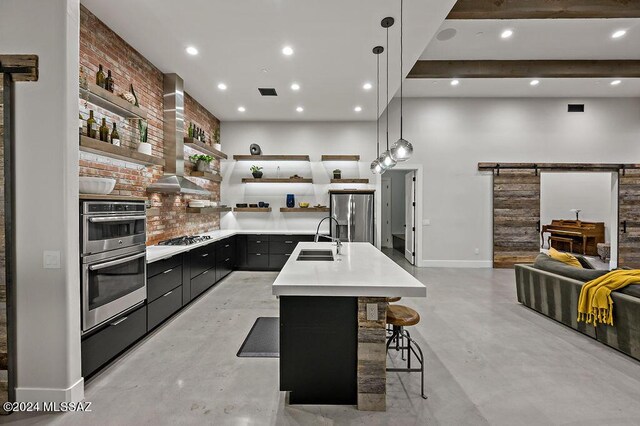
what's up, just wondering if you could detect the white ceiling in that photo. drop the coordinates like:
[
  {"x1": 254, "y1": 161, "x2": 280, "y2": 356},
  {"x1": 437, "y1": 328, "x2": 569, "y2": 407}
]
[
  {"x1": 81, "y1": 0, "x2": 457, "y2": 121},
  {"x1": 405, "y1": 18, "x2": 640, "y2": 98}
]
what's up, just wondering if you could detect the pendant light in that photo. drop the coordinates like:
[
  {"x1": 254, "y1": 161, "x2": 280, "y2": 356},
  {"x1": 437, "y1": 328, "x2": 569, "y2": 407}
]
[
  {"x1": 370, "y1": 45, "x2": 385, "y2": 175},
  {"x1": 380, "y1": 16, "x2": 396, "y2": 170},
  {"x1": 391, "y1": 0, "x2": 413, "y2": 162}
]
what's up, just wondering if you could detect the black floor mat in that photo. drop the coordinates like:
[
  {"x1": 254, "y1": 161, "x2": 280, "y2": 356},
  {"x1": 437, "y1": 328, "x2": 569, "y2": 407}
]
[{"x1": 236, "y1": 317, "x2": 279, "y2": 358}]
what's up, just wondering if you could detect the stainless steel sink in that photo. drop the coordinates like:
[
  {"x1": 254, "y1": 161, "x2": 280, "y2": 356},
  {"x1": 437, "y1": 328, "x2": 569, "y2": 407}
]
[{"x1": 296, "y1": 249, "x2": 334, "y2": 261}]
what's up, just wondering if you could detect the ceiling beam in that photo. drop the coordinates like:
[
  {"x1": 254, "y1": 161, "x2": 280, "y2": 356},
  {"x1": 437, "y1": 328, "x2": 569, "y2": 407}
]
[
  {"x1": 0, "y1": 55, "x2": 38, "y2": 82},
  {"x1": 447, "y1": 0, "x2": 640, "y2": 19},
  {"x1": 408, "y1": 60, "x2": 640, "y2": 79}
]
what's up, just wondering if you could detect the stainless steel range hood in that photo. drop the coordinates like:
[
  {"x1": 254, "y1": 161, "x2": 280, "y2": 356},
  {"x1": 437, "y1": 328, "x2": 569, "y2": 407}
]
[{"x1": 147, "y1": 73, "x2": 210, "y2": 196}]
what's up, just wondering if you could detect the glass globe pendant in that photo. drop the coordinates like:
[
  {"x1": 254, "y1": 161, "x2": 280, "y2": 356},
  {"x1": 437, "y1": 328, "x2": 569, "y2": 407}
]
[
  {"x1": 381, "y1": 150, "x2": 396, "y2": 169},
  {"x1": 390, "y1": 138, "x2": 413, "y2": 161},
  {"x1": 370, "y1": 159, "x2": 384, "y2": 174}
]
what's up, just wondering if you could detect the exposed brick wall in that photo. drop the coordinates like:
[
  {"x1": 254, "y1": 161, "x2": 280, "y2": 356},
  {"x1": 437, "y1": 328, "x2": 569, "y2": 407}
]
[{"x1": 79, "y1": 5, "x2": 221, "y2": 245}]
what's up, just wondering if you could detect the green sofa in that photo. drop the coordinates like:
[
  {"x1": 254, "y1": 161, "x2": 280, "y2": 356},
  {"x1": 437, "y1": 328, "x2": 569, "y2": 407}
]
[{"x1": 515, "y1": 255, "x2": 640, "y2": 362}]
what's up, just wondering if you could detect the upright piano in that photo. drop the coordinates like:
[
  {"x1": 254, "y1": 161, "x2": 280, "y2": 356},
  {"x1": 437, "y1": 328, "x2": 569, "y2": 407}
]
[{"x1": 541, "y1": 220, "x2": 605, "y2": 256}]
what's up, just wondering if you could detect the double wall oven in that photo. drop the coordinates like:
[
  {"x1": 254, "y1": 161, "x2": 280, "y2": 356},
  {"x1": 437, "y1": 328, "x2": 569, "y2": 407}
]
[{"x1": 81, "y1": 201, "x2": 147, "y2": 333}]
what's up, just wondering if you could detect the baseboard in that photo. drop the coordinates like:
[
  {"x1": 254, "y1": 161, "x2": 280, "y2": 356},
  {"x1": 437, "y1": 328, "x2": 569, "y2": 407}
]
[
  {"x1": 16, "y1": 377, "x2": 84, "y2": 403},
  {"x1": 419, "y1": 259, "x2": 493, "y2": 268}
]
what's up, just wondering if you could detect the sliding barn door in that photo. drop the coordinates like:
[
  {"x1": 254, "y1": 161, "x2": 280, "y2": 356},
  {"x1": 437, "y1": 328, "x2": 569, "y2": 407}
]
[
  {"x1": 493, "y1": 170, "x2": 541, "y2": 268},
  {"x1": 618, "y1": 169, "x2": 640, "y2": 268}
]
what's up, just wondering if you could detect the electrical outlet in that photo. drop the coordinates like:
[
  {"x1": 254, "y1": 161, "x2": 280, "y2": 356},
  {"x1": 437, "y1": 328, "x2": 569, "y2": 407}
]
[
  {"x1": 43, "y1": 251, "x2": 61, "y2": 269},
  {"x1": 423, "y1": 219, "x2": 431, "y2": 226},
  {"x1": 366, "y1": 303, "x2": 378, "y2": 321}
]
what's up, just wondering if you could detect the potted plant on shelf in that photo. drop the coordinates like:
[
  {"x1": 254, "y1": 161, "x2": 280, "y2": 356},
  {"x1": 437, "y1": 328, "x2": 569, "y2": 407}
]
[
  {"x1": 250, "y1": 165, "x2": 263, "y2": 179},
  {"x1": 190, "y1": 154, "x2": 213, "y2": 172},
  {"x1": 333, "y1": 169, "x2": 342, "y2": 179}
]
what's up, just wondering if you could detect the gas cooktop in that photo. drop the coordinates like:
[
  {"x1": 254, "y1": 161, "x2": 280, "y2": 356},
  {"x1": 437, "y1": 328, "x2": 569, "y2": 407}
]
[{"x1": 158, "y1": 235, "x2": 212, "y2": 246}]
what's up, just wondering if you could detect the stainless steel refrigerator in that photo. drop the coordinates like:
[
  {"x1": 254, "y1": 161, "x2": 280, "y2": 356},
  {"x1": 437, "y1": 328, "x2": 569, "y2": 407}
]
[{"x1": 330, "y1": 191, "x2": 375, "y2": 244}]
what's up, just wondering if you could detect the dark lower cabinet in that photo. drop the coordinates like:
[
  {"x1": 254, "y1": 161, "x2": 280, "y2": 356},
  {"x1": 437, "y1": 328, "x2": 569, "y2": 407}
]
[
  {"x1": 147, "y1": 286, "x2": 182, "y2": 331},
  {"x1": 238, "y1": 234, "x2": 314, "y2": 271},
  {"x1": 236, "y1": 234, "x2": 248, "y2": 268},
  {"x1": 269, "y1": 253, "x2": 291, "y2": 270},
  {"x1": 248, "y1": 252, "x2": 269, "y2": 269},
  {"x1": 81, "y1": 304, "x2": 147, "y2": 377},
  {"x1": 191, "y1": 268, "x2": 216, "y2": 299},
  {"x1": 147, "y1": 265, "x2": 182, "y2": 302}
]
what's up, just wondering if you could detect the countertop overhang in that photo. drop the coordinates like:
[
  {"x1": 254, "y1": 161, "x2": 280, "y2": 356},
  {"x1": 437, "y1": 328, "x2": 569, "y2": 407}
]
[{"x1": 272, "y1": 242, "x2": 427, "y2": 298}]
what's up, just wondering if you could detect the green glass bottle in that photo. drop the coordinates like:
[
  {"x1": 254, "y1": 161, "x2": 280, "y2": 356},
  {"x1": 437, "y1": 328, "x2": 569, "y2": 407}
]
[
  {"x1": 99, "y1": 118, "x2": 109, "y2": 142},
  {"x1": 86, "y1": 110, "x2": 96, "y2": 137},
  {"x1": 106, "y1": 70, "x2": 114, "y2": 92},
  {"x1": 188, "y1": 123, "x2": 193, "y2": 138},
  {"x1": 110, "y1": 122, "x2": 120, "y2": 146},
  {"x1": 96, "y1": 64, "x2": 106, "y2": 88}
]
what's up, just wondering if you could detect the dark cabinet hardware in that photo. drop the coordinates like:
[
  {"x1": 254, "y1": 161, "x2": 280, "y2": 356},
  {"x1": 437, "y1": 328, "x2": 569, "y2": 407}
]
[
  {"x1": 285, "y1": 241, "x2": 293, "y2": 244},
  {"x1": 202, "y1": 253, "x2": 209, "y2": 257},
  {"x1": 110, "y1": 316, "x2": 127, "y2": 326},
  {"x1": 163, "y1": 268, "x2": 173, "y2": 274},
  {"x1": 163, "y1": 291, "x2": 173, "y2": 297}
]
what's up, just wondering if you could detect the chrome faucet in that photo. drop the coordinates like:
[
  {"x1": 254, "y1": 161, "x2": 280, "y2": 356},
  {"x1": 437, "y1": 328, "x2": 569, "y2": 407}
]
[{"x1": 315, "y1": 216, "x2": 342, "y2": 255}]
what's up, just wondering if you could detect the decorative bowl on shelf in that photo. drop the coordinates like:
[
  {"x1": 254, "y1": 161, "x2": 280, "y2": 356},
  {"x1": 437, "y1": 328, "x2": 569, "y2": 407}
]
[
  {"x1": 189, "y1": 200, "x2": 207, "y2": 208},
  {"x1": 249, "y1": 204, "x2": 258, "y2": 208},
  {"x1": 79, "y1": 177, "x2": 116, "y2": 195},
  {"x1": 299, "y1": 202, "x2": 310, "y2": 208},
  {"x1": 236, "y1": 203, "x2": 248, "y2": 208},
  {"x1": 263, "y1": 203, "x2": 270, "y2": 208}
]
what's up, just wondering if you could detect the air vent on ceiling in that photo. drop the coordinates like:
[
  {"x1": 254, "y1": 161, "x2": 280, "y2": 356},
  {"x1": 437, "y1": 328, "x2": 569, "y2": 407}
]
[
  {"x1": 568, "y1": 104, "x2": 585, "y2": 112},
  {"x1": 258, "y1": 88, "x2": 278, "y2": 96}
]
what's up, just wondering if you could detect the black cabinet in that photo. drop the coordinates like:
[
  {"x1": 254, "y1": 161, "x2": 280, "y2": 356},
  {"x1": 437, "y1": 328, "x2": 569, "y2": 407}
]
[
  {"x1": 216, "y1": 236, "x2": 235, "y2": 282},
  {"x1": 147, "y1": 287, "x2": 182, "y2": 331},
  {"x1": 190, "y1": 245, "x2": 216, "y2": 278},
  {"x1": 147, "y1": 265, "x2": 182, "y2": 302},
  {"x1": 269, "y1": 253, "x2": 291, "y2": 269},
  {"x1": 191, "y1": 268, "x2": 216, "y2": 299},
  {"x1": 81, "y1": 304, "x2": 147, "y2": 377},
  {"x1": 237, "y1": 234, "x2": 314, "y2": 271},
  {"x1": 236, "y1": 234, "x2": 248, "y2": 268}
]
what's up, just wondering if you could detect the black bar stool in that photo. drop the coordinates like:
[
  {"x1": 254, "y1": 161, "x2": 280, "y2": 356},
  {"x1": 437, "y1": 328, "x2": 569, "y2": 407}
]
[{"x1": 386, "y1": 304, "x2": 427, "y2": 399}]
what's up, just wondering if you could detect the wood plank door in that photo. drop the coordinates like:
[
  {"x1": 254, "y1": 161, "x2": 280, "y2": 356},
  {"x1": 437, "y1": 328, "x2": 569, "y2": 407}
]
[
  {"x1": 493, "y1": 170, "x2": 541, "y2": 268},
  {"x1": 618, "y1": 169, "x2": 640, "y2": 268}
]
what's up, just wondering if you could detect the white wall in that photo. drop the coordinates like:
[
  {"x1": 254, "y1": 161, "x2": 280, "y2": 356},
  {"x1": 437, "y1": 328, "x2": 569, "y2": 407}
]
[
  {"x1": 220, "y1": 122, "x2": 377, "y2": 234},
  {"x1": 0, "y1": 0, "x2": 83, "y2": 402},
  {"x1": 221, "y1": 98, "x2": 640, "y2": 267},
  {"x1": 389, "y1": 170, "x2": 408, "y2": 235},
  {"x1": 540, "y1": 172, "x2": 614, "y2": 242}
]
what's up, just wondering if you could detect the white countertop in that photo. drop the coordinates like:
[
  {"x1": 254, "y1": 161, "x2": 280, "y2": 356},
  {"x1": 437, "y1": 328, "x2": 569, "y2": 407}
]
[
  {"x1": 146, "y1": 229, "x2": 321, "y2": 263},
  {"x1": 272, "y1": 242, "x2": 427, "y2": 298}
]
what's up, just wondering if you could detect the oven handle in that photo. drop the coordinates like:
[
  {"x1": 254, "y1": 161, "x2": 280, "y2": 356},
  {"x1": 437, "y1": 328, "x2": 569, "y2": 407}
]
[
  {"x1": 89, "y1": 215, "x2": 146, "y2": 223},
  {"x1": 89, "y1": 252, "x2": 146, "y2": 271}
]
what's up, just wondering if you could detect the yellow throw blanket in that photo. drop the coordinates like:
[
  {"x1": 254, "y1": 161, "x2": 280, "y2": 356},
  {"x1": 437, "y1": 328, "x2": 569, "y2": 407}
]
[{"x1": 577, "y1": 269, "x2": 640, "y2": 326}]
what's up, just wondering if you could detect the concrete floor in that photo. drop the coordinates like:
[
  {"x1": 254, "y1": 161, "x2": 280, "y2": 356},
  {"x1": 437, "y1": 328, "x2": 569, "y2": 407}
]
[{"x1": 6, "y1": 258, "x2": 640, "y2": 425}]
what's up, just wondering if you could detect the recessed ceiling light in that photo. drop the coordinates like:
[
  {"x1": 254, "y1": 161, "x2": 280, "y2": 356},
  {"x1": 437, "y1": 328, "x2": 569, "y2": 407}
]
[
  {"x1": 282, "y1": 46, "x2": 294, "y2": 56},
  {"x1": 612, "y1": 30, "x2": 627, "y2": 39},
  {"x1": 530, "y1": 79, "x2": 540, "y2": 86},
  {"x1": 217, "y1": 83, "x2": 227, "y2": 90},
  {"x1": 611, "y1": 79, "x2": 622, "y2": 86},
  {"x1": 290, "y1": 83, "x2": 300, "y2": 91},
  {"x1": 501, "y1": 29, "x2": 513, "y2": 39},
  {"x1": 237, "y1": 106, "x2": 246, "y2": 112},
  {"x1": 363, "y1": 82, "x2": 373, "y2": 90},
  {"x1": 186, "y1": 46, "x2": 199, "y2": 55},
  {"x1": 354, "y1": 106, "x2": 362, "y2": 112},
  {"x1": 296, "y1": 106, "x2": 304, "y2": 112},
  {"x1": 450, "y1": 79, "x2": 460, "y2": 86}
]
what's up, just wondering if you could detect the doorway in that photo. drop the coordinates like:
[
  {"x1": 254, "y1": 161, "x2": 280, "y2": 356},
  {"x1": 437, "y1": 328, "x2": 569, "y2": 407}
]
[
  {"x1": 380, "y1": 169, "x2": 417, "y2": 265},
  {"x1": 540, "y1": 172, "x2": 618, "y2": 269}
]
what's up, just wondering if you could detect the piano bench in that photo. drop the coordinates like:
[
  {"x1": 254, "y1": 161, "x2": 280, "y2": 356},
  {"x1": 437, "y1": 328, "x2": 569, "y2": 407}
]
[{"x1": 549, "y1": 236, "x2": 574, "y2": 253}]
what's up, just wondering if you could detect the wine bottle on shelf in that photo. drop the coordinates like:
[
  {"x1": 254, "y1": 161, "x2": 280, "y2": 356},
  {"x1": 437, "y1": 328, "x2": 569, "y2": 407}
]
[
  {"x1": 99, "y1": 118, "x2": 109, "y2": 142},
  {"x1": 110, "y1": 122, "x2": 120, "y2": 146},
  {"x1": 86, "y1": 110, "x2": 96, "y2": 137},
  {"x1": 105, "y1": 70, "x2": 114, "y2": 92},
  {"x1": 188, "y1": 123, "x2": 193, "y2": 138},
  {"x1": 96, "y1": 64, "x2": 106, "y2": 88}
]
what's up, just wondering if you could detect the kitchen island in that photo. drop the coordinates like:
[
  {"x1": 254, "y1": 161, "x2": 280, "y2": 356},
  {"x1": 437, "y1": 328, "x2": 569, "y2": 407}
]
[{"x1": 273, "y1": 242, "x2": 427, "y2": 411}]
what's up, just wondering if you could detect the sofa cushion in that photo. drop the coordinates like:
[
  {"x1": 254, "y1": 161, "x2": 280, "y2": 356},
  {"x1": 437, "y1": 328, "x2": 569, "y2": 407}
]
[
  {"x1": 548, "y1": 248, "x2": 583, "y2": 268},
  {"x1": 619, "y1": 284, "x2": 640, "y2": 299},
  {"x1": 533, "y1": 254, "x2": 609, "y2": 282},
  {"x1": 574, "y1": 255, "x2": 595, "y2": 269}
]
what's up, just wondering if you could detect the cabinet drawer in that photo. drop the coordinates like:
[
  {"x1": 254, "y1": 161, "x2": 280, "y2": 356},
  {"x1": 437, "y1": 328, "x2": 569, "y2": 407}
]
[
  {"x1": 148, "y1": 254, "x2": 182, "y2": 278},
  {"x1": 147, "y1": 287, "x2": 182, "y2": 331},
  {"x1": 270, "y1": 234, "x2": 314, "y2": 242},
  {"x1": 217, "y1": 240, "x2": 235, "y2": 260},
  {"x1": 147, "y1": 265, "x2": 182, "y2": 302},
  {"x1": 269, "y1": 240, "x2": 299, "y2": 254},
  {"x1": 81, "y1": 305, "x2": 147, "y2": 377},
  {"x1": 191, "y1": 268, "x2": 216, "y2": 299},
  {"x1": 216, "y1": 256, "x2": 233, "y2": 282},
  {"x1": 247, "y1": 252, "x2": 269, "y2": 269},
  {"x1": 248, "y1": 240, "x2": 269, "y2": 254},
  {"x1": 269, "y1": 253, "x2": 291, "y2": 270},
  {"x1": 190, "y1": 245, "x2": 216, "y2": 278},
  {"x1": 248, "y1": 234, "x2": 269, "y2": 242}
]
